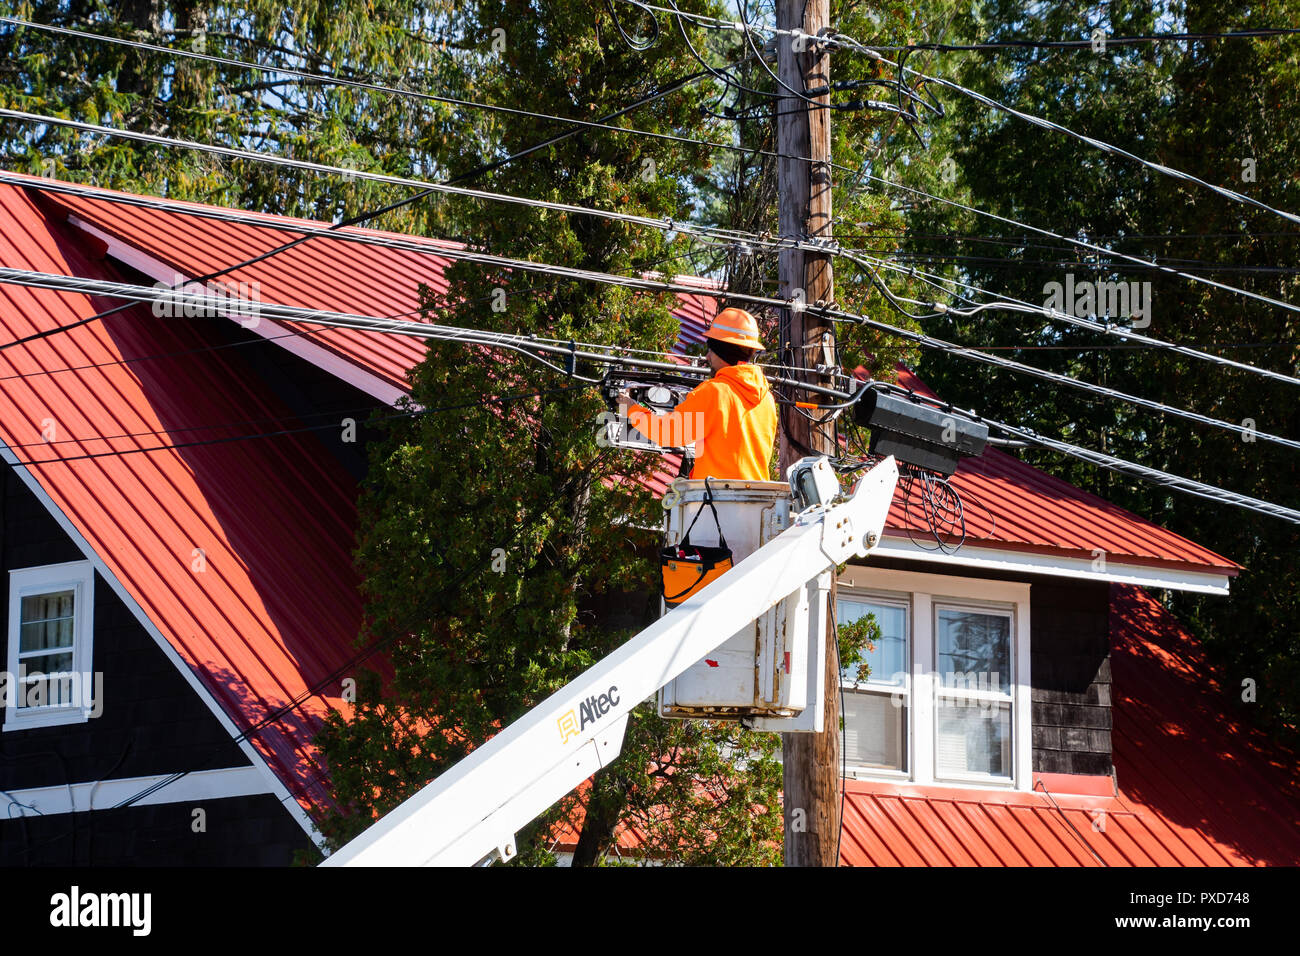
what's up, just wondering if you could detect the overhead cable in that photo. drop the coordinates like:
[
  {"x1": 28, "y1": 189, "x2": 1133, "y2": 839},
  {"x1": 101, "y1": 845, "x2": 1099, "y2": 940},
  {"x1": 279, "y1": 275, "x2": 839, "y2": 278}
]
[
  {"x1": 836, "y1": 40, "x2": 1300, "y2": 228},
  {"x1": 0, "y1": 266, "x2": 841, "y2": 401},
  {"x1": 19, "y1": 172, "x2": 1294, "y2": 392},
  {"x1": 866, "y1": 27, "x2": 1300, "y2": 52},
  {"x1": 851, "y1": 251, "x2": 1300, "y2": 386},
  {"x1": 621, "y1": 3, "x2": 1300, "y2": 52},
  {"x1": 864, "y1": 248, "x2": 1300, "y2": 277},
  {"x1": 0, "y1": 15, "x2": 846, "y2": 171},
  {"x1": 849, "y1": 170, "x2": 1300, "y2": 318},
  {"x1": 0, "y1": 233, "x2": 709, "y2": 386},
  {"x1": 2, "y1": 264, "x2": 1296, "y2": 453},
  {"x1": 836, "y1": 253, "x2": 1300, "y2": 448},
  {"x1": 0, "y1": 111, "x2": 831, "y2": 258},
  {"x1": 0, "y1": 382, "x2": 584, "y2": 467},
  {"x1": 868, "y1": 382, "x2": 1300, "y2": 526},
  {"x1": 0, "y1": 266, "x2": 1294, "y2": 523},
  {"x1": 0, "y1": 70, "x2": 725, "y2": 352}
]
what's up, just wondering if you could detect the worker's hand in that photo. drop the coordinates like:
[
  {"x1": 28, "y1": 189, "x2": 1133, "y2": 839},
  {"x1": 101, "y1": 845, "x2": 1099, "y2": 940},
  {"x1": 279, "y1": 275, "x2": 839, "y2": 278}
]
[{"x1": 617, "y1": 388, "x2": 634, "y2": 407}]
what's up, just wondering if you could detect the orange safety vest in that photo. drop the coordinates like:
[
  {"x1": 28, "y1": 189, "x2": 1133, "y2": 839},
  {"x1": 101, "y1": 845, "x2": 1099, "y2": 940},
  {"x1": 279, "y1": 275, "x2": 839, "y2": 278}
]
[{"x1": 627, "y1": 364, "x2": 777, "y2": 481}]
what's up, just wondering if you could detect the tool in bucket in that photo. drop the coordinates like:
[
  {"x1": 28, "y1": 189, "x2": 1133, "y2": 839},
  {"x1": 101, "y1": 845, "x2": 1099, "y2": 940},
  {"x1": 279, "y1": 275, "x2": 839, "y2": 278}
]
[{"x1": 660, "y1": 478, "x2": 734, "y2": 608}]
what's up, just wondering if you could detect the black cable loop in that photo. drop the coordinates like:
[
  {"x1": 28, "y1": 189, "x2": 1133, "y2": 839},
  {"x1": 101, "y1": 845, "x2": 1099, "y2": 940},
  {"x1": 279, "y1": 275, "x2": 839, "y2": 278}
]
[{"x1": 604, "y1": 0, "x2": 662, "y2": 51}]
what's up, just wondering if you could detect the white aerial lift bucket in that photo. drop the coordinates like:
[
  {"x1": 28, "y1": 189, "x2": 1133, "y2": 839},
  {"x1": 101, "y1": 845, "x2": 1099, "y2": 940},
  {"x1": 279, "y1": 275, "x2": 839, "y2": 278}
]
[
  {"x1": 657, "y1": 477, "x2": 823, "y2": 720},
  {"x1": 324, "y1": 458, "x2": 898, "y2": 866}
]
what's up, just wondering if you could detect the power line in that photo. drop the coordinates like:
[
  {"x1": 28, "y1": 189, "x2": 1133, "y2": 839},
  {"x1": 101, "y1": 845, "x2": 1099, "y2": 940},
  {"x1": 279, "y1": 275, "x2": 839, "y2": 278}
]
[
  {"x1": 0, "y1": 110, "x2": 847, "y2": 266},
  {"x1": 866, "y1": 381, "x2": 1300, "y2": 526},
  {"x1": 851, "y1": 169, "x2": 1300, "y2": 319},
  {"x1": 0, "y1": 15, "x2": 850, "y2": 172},
  {"x1": 847, "y1": 251, "x2": 1300, "y2": 387},
  {"x1": 0, "y1": 214, "x2": 713, "y2": 388},
  {"x1": 834, "y1": 254, "x2": 1300, "y2": 445},
  {"x1": 0, "y1": 171, "x2": 773, "y2": 297},
  {"x1": 4, "y1": 262, "x2": 1298, "y2": 468},
  {"x1": 620, "y1": 3, "x2": 1300, "y2": 54},
  {"x1": 867, "y1": 27, "x2": 1300, "y2": 52},
  {"x1": 840, "y1": 340, "x2": 1296, "y2": 353},
  {"x1": 610, "y1": 2, "x2": 803, "y2": 41},
  {"x1": 4, "y1": 184, "x2": 1296, "y2": 485},
  {"x1": 625, "y1": 0, "x2": 922, "y2": 125},
  {"x1": 660, "y1": 0, "x2": 804, "y2": 104},
  {"x1": 0, "y1": 266, "x2": 853, "y2": 404},
  {"x1": 864, "y1": 248, "x2": 1300, "y2": 277},
  {"x1": 0, "y1": 65, "x2": 719, "y2": 354},
  {"x1": 0, "y1": 15, "x2": 711, "y2": 159},
  {"x1": 4, "y1": 251, "x2": 1295, "y2": 449},
  {"x1": 836, "y1": 39, "x2": 1300, "y2": 228},
  {"x1": 835, "y1": 230, "x2": 1300, "y2": 245},
  {"x1": 17, "y1": 171, "x2": 1296, "y2": 394},
  {"x1": 0, "y1": 379, "x2": 578, "y2": 465}
]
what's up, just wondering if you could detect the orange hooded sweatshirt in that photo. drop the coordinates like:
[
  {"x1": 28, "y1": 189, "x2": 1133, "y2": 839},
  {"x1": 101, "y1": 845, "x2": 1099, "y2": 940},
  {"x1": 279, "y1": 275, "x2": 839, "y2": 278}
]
[{"x1": 627, "y1": 363, "x2": 777, "y2": 481}]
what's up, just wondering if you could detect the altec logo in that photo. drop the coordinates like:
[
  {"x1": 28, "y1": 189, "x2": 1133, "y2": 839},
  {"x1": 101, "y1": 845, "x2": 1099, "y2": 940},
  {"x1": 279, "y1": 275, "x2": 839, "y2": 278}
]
[{"x1": 557, "y1": 685, "x2": 620, "y2": 743}]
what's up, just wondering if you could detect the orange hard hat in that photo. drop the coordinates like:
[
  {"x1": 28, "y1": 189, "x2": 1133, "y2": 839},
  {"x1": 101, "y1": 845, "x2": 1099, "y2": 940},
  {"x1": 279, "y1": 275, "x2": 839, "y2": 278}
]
[{"x1": 705, "y1": 307, "x2": 763, "y2": 350}]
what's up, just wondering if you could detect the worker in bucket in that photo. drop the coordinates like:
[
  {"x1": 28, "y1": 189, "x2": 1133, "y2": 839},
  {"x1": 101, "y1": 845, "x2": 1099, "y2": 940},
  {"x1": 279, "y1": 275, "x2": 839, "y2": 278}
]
[{"x1": 619, "y1": 307, "x2": 777, "y2": 481}]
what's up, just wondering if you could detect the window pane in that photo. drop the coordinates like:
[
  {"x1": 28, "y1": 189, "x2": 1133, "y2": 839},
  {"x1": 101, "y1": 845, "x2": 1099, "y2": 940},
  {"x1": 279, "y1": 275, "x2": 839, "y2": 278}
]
[
  {"x1": 843, "y1": 690, "x2": 906, "y2": 771},
  {"x1": 19, "y1": 589, "x2": 76, "y2": 652},
  {"x1": 18, "y1": 654, "x2": 76, "y2": 708},
  {"x1": 21, "y1": 590, "x2": 74, "y2": 623},
  {"x1": 936, "y1": 608, "x2": 1010, "y2": 694},
  {"x1": 21, "y1": 652, "x2": 74, "y2": 675},
  {"x1": 936, "y1": 701, "x2": 1011, "y2": 777},
  {"x1": 838, "y1": 599, "x2": 907, "y2": 686},
  {"x1": 19, "y1": 617, "x2": 75, "y2": 652}
]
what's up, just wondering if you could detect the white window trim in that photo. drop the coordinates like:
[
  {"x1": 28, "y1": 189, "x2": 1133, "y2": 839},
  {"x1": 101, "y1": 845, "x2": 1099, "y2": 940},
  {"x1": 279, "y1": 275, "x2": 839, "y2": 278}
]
[
  {"x1": 3, "y1": 766, "x2": 270, "y2": 817},
  {"x1": 837, "y1": 566, "x2": 1032, "y2": 791},
  {"x1": 932, "y1": 599, "x2": 1015, "y2": 787},
  {"x1": 4, "y1": 561, "x2": 97, "y2": 731},
  {"x1": 837, "y1": 591, "x2": 911, "y2": 779}
]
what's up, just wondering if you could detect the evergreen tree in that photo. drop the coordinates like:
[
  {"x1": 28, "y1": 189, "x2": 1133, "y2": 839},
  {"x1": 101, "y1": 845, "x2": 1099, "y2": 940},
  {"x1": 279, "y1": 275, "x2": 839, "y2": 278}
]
[
  {"x1": 314, "y1": 0, "x2": 790, "y2": 865},
  {"x1": 908, "y1": 0, "x2": 1300, "y2": 744},
  {"x1": 1, "y1": 0, "x2": 473, "y2": 231},
  {"x1": 316, "y1": 0, "x2": 968, "y2": 865}
]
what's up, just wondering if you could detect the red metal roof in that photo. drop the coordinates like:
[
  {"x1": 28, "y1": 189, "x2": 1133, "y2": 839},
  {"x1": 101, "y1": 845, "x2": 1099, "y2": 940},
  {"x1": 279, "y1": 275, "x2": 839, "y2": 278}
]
[
  {"x1": 641, "y1": 364, "x2": 1237, "y2": 575},
  {"x1": 0, "y1": 182, "x2": 363, "y2": 816},
  {"x1": 0, "y1": 175, "x2": 722, "y2": 822},
  {"x1": 27, "y1": 174, "x2": 715, "y2": 398},
  {"x1": 839, "y1": 584, "x2": 1300, "y2": 866},
  {"x1": 883, "y1": 368, "x2": 1238, "y2": 574},
  {"x1": 38, "y1": 184, "x2": 443, "y2": 396}
]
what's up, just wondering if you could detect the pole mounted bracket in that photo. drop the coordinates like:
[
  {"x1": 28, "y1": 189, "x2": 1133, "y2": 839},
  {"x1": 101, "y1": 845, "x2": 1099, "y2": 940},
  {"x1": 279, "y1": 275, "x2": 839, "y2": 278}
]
[
  {"x1": 791, "y1": 28, "x2": 834, "y2": 56},
  {"x1": 795, "y1": 236, "x2": 841, "y2": 256}
]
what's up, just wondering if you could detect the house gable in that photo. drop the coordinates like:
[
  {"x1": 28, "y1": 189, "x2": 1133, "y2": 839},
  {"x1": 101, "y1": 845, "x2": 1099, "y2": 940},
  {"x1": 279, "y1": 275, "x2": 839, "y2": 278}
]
[
  {"x1": 0, "y1": 460, "x2": 314, "y2": 865},
  {"x1": 0, "y1": 181, "x2": 372, "y2": 843}
]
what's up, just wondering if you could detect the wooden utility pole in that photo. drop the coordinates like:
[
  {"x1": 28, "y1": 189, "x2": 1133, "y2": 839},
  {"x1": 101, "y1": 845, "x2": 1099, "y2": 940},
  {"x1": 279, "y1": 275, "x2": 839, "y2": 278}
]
[{"x1": 776, "y1": 0, "x2": 839, "y2": 867}]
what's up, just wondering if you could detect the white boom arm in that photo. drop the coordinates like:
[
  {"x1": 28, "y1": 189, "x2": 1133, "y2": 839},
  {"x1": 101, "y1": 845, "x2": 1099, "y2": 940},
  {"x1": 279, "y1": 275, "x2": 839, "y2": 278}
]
[{"x1": 322, "y1": 457, "x2": 899, "y2": 867}]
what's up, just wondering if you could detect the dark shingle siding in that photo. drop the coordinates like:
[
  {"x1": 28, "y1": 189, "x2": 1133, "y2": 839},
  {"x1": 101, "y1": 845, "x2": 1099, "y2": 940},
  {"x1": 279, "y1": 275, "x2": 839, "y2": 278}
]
[{"x1": 0, "y1": 793, "x2": 313, "y2": 866}]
